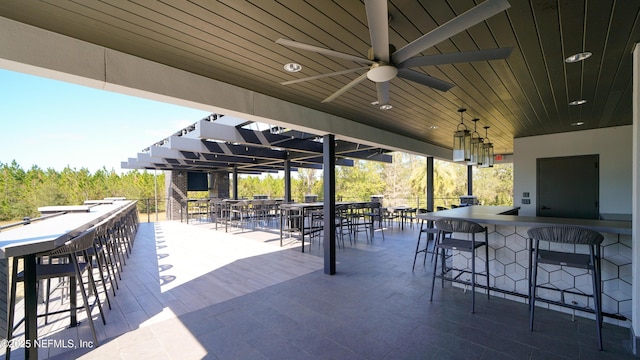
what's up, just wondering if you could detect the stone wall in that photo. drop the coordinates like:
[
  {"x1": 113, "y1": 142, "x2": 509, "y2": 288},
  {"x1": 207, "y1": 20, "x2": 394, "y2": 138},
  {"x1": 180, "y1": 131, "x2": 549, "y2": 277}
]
[
  {"x1": 166, "y1": 170, "x2": 187, "y2": 220},
  {"x1": 165, "y1": 171, "x2": 230, "y2": 220},
  {"x1": 209, "y1": 172, "x2": 230, "y2": 199}
]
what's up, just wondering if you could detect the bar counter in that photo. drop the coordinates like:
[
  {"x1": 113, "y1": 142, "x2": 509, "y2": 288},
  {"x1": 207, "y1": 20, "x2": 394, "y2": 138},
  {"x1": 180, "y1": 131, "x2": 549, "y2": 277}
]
[
  {"x1": 416, "y1": 206, "x2": 632, "y2": 326},
  {"x1": 417, "y1": 205, "x2": 631, "y2": 235}
]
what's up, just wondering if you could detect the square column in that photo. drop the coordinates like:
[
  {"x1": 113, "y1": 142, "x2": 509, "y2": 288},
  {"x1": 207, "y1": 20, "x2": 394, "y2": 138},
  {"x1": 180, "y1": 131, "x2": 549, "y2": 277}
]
[
  {"x1": 166, "y1": 170, "x2": 187, "y2": 220},
  {"x1": 208, "y1": 172, "x2": 230, "y2": 199}
]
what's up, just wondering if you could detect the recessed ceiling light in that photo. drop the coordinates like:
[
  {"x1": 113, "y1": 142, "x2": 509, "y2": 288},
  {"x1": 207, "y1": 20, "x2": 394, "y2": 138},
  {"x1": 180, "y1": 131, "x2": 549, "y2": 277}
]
[
  {"x1": 565, "y1": 52, "x2": 592, "y2": 63},
  {"x1": 283, "y1": 63, "x2": 302, "y2": 72},
  {"x1": 571, "y1": 121, "x2": 584, "y2": 126},
  {"x1": 428, "y1": 125, "x2": 438, "y2": 129},
  {"x1": 569, "y1": 99, "x2": 587, "y2": 105},
  {"x1": 371, "y1": 101, "x2": 379, "y2": 106},
  {"x1": 379, "y1": 104, "x2": 392, "y2": 110}
]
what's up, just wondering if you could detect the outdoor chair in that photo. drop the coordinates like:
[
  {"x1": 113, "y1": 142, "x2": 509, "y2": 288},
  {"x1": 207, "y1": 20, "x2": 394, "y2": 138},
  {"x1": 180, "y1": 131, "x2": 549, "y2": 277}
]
[
  {"x1": 430, "y1": 218, "x2": 490, "y2": 314},
  {"x1": 335, "y1": 204, "x2": 352, "y2": 248},
  {"x1": 348, "y1": 203, "x2": 372, "y2": 244},
  {"x1": 402, "y1": 207, "x2": 417, "y2": 229},
  {"x1": 365, "y1": 202, "x2": 385, "y2": 241},
  {"x1": 528, "y1": 226, "x2": 604, "y2": 350},
  {"x1": 229, "y1": 200, "x2": 251, "y2": 231},
  {"x1": 382, "y1": 208, "x2": 398, "y2": 228}
]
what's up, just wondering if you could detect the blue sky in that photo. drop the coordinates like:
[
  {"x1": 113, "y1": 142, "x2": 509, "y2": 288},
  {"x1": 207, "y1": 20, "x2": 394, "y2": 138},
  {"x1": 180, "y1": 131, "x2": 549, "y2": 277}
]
[{"x1": 1, "y1": 69, "x2": 211, "y2": 173}]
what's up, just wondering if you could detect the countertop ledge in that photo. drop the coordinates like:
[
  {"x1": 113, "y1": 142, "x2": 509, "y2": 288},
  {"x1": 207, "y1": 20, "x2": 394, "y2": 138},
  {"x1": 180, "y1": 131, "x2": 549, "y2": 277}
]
[{"x1": 416, "y1": 206, "x2": 631, "y2": 235}]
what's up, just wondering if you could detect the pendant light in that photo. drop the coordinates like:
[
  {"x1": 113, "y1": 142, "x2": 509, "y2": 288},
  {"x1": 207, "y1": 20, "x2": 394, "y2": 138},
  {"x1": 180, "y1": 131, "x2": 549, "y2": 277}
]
[
  {"x1": 469, "y1": 118, "x2": 483, "y2": 166},
  {"x1": 481, "y1": 126, "x2": 494, "y2": 168},
  {"x1": 452, "y1": 108, "x2": 471, "y2": 162}
]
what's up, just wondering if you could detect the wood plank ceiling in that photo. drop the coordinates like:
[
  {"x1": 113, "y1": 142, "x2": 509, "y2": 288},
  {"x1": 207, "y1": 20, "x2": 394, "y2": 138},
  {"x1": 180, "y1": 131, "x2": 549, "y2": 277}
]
[{"x1": 1, "y1": 0, "x2": 638, "y2": 156}]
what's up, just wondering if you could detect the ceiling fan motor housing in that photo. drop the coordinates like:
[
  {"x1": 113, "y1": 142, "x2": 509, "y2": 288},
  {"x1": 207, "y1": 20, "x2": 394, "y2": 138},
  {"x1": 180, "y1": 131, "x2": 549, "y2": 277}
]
[{"x1": 367, "y1": 64, "x2": 398, "y2": 82}]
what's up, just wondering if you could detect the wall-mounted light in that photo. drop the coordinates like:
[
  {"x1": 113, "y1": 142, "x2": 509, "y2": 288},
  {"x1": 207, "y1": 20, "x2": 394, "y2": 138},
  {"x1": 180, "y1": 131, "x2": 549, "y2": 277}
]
[{"x1": 452, "y1": 108, "x2": 471, "y2": 162}]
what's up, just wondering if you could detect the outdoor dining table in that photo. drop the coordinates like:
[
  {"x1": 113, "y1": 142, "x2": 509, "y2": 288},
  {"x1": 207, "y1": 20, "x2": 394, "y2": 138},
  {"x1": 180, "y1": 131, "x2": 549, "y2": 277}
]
[
  {"x1": 279, "y1": 201, "x2": 374, "y2": 252},
  {"x1": 0, "y1": 200, "x2": 135, "y2": 359},
  {"x1": 278, "y1": 202, "x2": 323, "y2": 253},
  {"x1": 386, "y1": 205, "x2": 412, "y2": 230}
]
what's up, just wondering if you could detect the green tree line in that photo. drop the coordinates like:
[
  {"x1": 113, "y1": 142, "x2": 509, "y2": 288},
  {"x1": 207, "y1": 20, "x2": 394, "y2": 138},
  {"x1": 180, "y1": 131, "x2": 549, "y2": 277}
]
[
  {"x1": 2, "y1": 153, "x2": 513, "y2": 221},
  {"x1": 0, "y1": 160, "x2": 164, "y2": 221},
  {"x1": 237, "y1": 153, "x2": 513, "y2": 209}
]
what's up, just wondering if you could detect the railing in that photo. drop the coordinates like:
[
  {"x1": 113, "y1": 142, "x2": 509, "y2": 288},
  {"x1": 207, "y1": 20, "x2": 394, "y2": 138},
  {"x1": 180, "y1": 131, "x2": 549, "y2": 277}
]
[
  {"x1": 132, "y1": 195, "x2": 495, "y2": 223},
  {"x1": 0, "y1": 193, "x2": 512, "y2": 226}
]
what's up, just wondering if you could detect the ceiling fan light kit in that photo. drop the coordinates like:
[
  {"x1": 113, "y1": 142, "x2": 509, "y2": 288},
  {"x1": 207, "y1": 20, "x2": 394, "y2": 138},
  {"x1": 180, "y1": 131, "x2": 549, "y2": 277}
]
[{"x1": 276, "y1": 0, "x2": 512, "y2": 109}]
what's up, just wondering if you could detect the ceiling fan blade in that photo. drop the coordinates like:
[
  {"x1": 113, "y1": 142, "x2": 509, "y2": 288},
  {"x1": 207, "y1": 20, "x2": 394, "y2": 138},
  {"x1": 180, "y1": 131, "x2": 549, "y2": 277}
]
[
  {"x1": 364, "y1": 0, "x2": 390, "y2": 62},
  {"x1": 398, "y1": 47, "x2": 513, "y2": 68},
  {"x1": 322, "y1": 72, "x2": 369, "y2": 103},
  {"x1": 391, "y1": 0, "x2": 511, "y2": 64},
  {"x1": 281, "y1": 67, "x2": 370, "y2": 85},
  {"x1": 376, "y1": 81, "x2": 390, "y2": 105},
  {"x1": 397, "y1": 69, "x2": 455, "y2": 92},
  {"x1": 276, "y1": 38, "x2": 375, "y2": 65}
]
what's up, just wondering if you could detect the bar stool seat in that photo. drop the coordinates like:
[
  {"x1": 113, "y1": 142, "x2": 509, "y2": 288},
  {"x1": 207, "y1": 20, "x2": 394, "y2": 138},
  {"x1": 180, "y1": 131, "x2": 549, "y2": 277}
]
[
  {"x1": 527, "y1": 225, "x2": 604, "y2": 350},
  {"x1": 430, "y1": 218, "x2": 489, "y2": 314}
]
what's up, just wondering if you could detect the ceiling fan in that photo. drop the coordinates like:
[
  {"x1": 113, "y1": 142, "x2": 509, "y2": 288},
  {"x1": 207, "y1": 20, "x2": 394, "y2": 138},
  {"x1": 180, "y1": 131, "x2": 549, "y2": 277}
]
[{"x1": 276, "y1": 0, "x2": 512, "y2": 109}]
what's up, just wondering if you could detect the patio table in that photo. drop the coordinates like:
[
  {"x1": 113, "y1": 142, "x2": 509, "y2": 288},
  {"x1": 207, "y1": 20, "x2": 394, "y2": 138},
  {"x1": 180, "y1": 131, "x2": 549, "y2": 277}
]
[
  {"x1": 387, "y1": 205, "x2": 412, "y2": 230},
  {"x1": 0, "y1": 200, "x2": 135, "y2": 359},
  {"x1": 279, "y1": 202, "x2": 322, "y2": 252},
  {"x1": 279, "y1": 201, "x2": 374, "y2": 252}
]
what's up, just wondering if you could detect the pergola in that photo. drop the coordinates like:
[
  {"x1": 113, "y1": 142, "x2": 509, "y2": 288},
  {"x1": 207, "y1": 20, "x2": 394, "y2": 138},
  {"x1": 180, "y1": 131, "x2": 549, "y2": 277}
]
[
  {"x1": 122, "y1": 113, "x2": 392, "y2": 175},
  {"x1": 121, "y1": 113, "x2": 394, "y2": 217}
]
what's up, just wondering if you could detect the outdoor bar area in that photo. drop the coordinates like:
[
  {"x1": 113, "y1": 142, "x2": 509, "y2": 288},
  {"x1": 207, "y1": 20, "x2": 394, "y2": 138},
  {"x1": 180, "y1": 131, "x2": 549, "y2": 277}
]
[
  {"x1": 2, "y1": 0, "x2": 640, "y2": 359},
  {"x1": 418, "y1": 205, "x2": 632, "y2": 326},
  {"x1": 0, "y1": 199, "x2": 139, "y2": 359}
]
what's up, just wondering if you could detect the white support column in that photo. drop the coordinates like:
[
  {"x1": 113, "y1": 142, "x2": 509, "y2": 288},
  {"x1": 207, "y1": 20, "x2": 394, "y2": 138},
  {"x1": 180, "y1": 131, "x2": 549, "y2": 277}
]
[{"x1": 632, "y1": 42, "x2": 640, "y2": 354}]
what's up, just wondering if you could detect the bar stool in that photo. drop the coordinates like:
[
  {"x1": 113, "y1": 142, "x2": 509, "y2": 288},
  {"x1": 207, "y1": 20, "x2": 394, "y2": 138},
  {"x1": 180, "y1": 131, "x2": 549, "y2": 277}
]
[
  {"x1": 348, "y1": 203, "x2": 371, "y2": 244},
  {"x1": 412, "y1": 209, "x2": 439, "y2": 270},
  {"x1": 430, "y1": 218, "x2": 489, "y2": 313},
  {"x1": 6, "y1": 229, "x2": 102, "y2": 360},
  {"x1": 335, "y1": 204, "x2": 352, "y2": 248},
  {"x1": 527, "y1": 226, "x2": 604, "y2": 350}
]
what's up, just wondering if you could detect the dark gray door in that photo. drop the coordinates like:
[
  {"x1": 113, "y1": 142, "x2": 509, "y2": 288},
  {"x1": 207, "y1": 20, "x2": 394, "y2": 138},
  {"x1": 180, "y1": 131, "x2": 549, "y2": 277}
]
[{"x1": 537, "y1": 154, "x2": 599, "y2": 219}]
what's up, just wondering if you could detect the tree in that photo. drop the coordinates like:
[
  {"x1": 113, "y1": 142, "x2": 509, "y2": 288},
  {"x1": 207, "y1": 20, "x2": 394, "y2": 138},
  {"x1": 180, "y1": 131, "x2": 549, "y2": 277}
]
[{"x1": 0, "y1": 161, "x2": 165, "y2": 221}]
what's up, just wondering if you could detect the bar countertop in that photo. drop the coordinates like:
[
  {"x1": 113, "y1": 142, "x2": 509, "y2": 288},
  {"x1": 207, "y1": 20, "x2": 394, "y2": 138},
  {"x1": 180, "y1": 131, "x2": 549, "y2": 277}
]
[{"x1": 417, "y1": 205, "x2": 631, "y2": 235}]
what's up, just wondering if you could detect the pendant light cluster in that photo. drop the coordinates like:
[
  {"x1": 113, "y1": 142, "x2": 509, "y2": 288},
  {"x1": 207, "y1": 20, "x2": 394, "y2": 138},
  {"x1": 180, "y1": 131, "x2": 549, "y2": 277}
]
[{"x1": 452, "y1": 108, "x2": 494, "y2": 167}]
